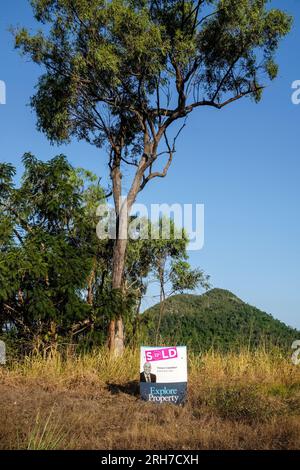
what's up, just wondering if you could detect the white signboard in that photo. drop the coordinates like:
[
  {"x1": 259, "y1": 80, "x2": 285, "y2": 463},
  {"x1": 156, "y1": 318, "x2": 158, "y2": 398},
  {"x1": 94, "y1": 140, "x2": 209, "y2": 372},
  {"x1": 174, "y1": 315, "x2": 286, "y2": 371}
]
[{"x1": 140, "y1": 346, "x2": 187, "y2": 404}]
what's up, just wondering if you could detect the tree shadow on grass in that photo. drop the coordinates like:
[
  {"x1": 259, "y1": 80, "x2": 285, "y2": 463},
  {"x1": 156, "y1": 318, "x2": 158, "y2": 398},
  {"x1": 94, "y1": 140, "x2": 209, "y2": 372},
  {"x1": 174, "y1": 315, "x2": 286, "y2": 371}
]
[{"x1": 106, "y1": 380, "x2": 140, "y2": 397}]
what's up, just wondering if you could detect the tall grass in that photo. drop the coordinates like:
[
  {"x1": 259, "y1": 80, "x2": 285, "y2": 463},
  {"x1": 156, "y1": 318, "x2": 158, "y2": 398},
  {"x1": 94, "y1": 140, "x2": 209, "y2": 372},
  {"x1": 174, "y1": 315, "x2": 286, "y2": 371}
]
[
  {"x1": 8, "y1": 347, "x2": 140, "y2": 384},
  {"x1": 1, "y1": 347, "x2": 300, "y2": 450},
  {"x1": 27, "y1": 407, "x2": 67, "y2": 450},
  {"x1": 5, "y1": 346, "x2": 297, "y2": 386}
]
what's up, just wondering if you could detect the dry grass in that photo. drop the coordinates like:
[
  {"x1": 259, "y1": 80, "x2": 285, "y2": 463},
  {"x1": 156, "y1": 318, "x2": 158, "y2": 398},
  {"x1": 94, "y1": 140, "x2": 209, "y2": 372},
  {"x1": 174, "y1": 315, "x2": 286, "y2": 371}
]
[{"x1": 0, "y1": 348, "x2": 300, "y2": 450}]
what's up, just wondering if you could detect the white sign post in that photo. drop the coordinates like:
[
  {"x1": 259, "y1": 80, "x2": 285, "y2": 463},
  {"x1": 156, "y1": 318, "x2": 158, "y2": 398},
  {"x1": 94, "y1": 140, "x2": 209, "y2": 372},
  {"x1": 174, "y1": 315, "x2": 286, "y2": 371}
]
[{"x1": 0, "y1": 340, "x2": 6, "y2": 365}]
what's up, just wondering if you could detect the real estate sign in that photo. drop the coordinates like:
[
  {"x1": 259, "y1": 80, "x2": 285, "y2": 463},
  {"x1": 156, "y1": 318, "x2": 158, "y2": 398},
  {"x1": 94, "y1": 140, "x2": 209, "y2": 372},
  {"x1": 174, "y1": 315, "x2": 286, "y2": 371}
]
[{"x1": 140, "y1": 346, "x2": 187, "y2": 404}]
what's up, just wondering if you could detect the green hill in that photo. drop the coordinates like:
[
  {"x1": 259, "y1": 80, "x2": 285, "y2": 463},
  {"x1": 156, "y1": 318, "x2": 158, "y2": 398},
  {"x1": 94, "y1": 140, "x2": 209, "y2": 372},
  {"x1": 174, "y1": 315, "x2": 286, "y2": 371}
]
[{"x1": 141, "y1": 288, "x2": 299, "y2": 352}]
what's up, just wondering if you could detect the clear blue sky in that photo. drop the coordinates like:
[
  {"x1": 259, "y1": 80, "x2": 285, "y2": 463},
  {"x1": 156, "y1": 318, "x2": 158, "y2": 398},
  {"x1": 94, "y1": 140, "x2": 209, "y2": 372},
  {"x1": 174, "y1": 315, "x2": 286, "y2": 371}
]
[{"x1": 1, "y1": 1, "x2": 299, "y2": 329}]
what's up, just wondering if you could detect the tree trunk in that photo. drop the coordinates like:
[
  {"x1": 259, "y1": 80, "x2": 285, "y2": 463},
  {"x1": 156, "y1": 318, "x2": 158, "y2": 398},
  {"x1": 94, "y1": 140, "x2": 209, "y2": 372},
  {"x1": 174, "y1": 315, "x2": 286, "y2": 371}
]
[
  {"x1": 87, "y1": 258, "x2": 97, "y2": 305},
  {"x1": 155, "y1": 260, "x2": 166, "y2": 345},
  {"x1": 107, "y1": 150, "x2": 148, "y2": 355},
  {"x1": 107, "y1": 162, "x2": 132, "y2": 354},
  {"x1": 108, "y1": 236, "x2": 128, "y2": 356}
]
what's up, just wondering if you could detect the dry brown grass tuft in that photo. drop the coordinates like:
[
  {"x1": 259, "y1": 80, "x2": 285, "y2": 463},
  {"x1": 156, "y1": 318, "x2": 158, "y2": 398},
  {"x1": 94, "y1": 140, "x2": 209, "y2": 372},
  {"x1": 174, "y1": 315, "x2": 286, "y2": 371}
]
[{"x1": 0, "y1": 348, "x2": 300, "y2": 450}]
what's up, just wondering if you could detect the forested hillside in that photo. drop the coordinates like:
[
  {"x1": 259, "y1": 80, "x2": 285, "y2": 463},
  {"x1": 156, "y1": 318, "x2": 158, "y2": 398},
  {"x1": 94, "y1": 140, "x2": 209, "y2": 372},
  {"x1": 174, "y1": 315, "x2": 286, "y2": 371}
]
[{"x1": 142, "y1": 289, "x2": 298, "y2": 351}]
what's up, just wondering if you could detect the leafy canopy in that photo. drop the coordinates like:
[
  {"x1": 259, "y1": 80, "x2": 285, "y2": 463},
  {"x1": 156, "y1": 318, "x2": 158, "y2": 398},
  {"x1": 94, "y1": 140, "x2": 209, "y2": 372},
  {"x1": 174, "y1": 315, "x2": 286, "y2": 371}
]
[
  {"x1": 0, "y1": 154, "x2": 105, "y2": 343},
  {"x1": 15, "y1": 0, "x2": 292, "y2": 159},
  {"x1": 0, "y1": 155, "x2": 207, "y2": 349}
]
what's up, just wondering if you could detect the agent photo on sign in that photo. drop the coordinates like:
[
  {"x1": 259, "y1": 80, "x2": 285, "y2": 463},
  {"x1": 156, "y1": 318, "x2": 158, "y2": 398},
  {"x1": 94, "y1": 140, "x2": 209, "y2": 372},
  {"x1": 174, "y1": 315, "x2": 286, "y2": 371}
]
[{"x1": 140, "y1": 362, "x2": 157, "y2": 383}]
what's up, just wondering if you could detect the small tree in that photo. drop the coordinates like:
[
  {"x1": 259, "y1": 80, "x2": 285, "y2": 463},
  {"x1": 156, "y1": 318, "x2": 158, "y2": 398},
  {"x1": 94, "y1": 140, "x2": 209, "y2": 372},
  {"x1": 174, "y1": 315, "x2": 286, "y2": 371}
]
[
  {"x1": 146, "y1": 218, "x2": 209, "y2": 343},
  {"x1": 15, "y1": 0, "x2": 292, "y2": 354},
  {"x1": 0, "y1": 154, "x2": 105, "y2": 350}
]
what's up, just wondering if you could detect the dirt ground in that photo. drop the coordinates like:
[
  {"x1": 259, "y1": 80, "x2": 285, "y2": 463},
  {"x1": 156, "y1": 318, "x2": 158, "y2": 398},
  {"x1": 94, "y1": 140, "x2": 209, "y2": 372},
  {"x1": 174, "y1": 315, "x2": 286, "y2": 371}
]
[{"x1": 1, "y1": 372, "x2": 300, "y2": 450}]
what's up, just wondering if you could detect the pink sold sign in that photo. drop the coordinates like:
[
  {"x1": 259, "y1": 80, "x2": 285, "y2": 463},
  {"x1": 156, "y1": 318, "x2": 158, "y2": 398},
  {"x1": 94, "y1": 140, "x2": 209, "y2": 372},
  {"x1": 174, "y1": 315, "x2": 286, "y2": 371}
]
[{"x1": 145, "y1": 347, "x2": 178, "y2": 362}]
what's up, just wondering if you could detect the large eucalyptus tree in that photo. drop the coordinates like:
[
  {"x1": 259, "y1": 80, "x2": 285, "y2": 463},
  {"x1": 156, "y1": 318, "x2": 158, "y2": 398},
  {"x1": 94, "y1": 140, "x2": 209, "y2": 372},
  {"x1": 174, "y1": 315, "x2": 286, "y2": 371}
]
[{"x1": 15, "y1": 0, "x2": 291, "y2": 354}]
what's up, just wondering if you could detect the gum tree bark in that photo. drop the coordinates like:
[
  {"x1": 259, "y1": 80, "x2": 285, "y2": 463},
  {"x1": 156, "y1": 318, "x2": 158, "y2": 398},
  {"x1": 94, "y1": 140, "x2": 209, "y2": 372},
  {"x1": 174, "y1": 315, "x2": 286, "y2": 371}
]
[{"x1": 108, "y1": 148, "x2": 150, "y2": 355}]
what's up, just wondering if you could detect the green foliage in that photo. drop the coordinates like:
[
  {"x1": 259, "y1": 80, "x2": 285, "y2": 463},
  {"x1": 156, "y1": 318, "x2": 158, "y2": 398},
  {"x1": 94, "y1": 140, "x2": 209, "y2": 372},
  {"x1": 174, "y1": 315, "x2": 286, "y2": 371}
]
[
  {"x1": 197, "y1": 0, "x2": 292, "y2": 93},
  {"x1": 2, "y1": 156, "x2": 295, "y2": 354},
  {"x1": 14, "y1": 1, "x2": 292, "y2": 150},
  {"x1": 0, "y1": 154, "x2": 105, "y2": 348},
  {"x1": 95, "y1": 287, "x2": 137, "y2": 322},
  {"x1": 1, "y1": 155, "x2": 207, "y2": 351},
  {"x1": 170, "y1": 260, "x2": 210, "y2": 294},
  {"x1": 142, "y1": 288, "x2": 299, "y2": 351},
  {"x1": 11, "y1": 1, "x2": 292, "y2": 352}
]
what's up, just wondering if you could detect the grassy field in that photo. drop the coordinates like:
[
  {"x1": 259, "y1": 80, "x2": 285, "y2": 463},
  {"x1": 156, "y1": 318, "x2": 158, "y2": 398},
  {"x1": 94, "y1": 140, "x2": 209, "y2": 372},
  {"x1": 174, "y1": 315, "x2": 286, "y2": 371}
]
[{"x1": 0, "y1": 348, "x2": 300, "y2": 450}]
